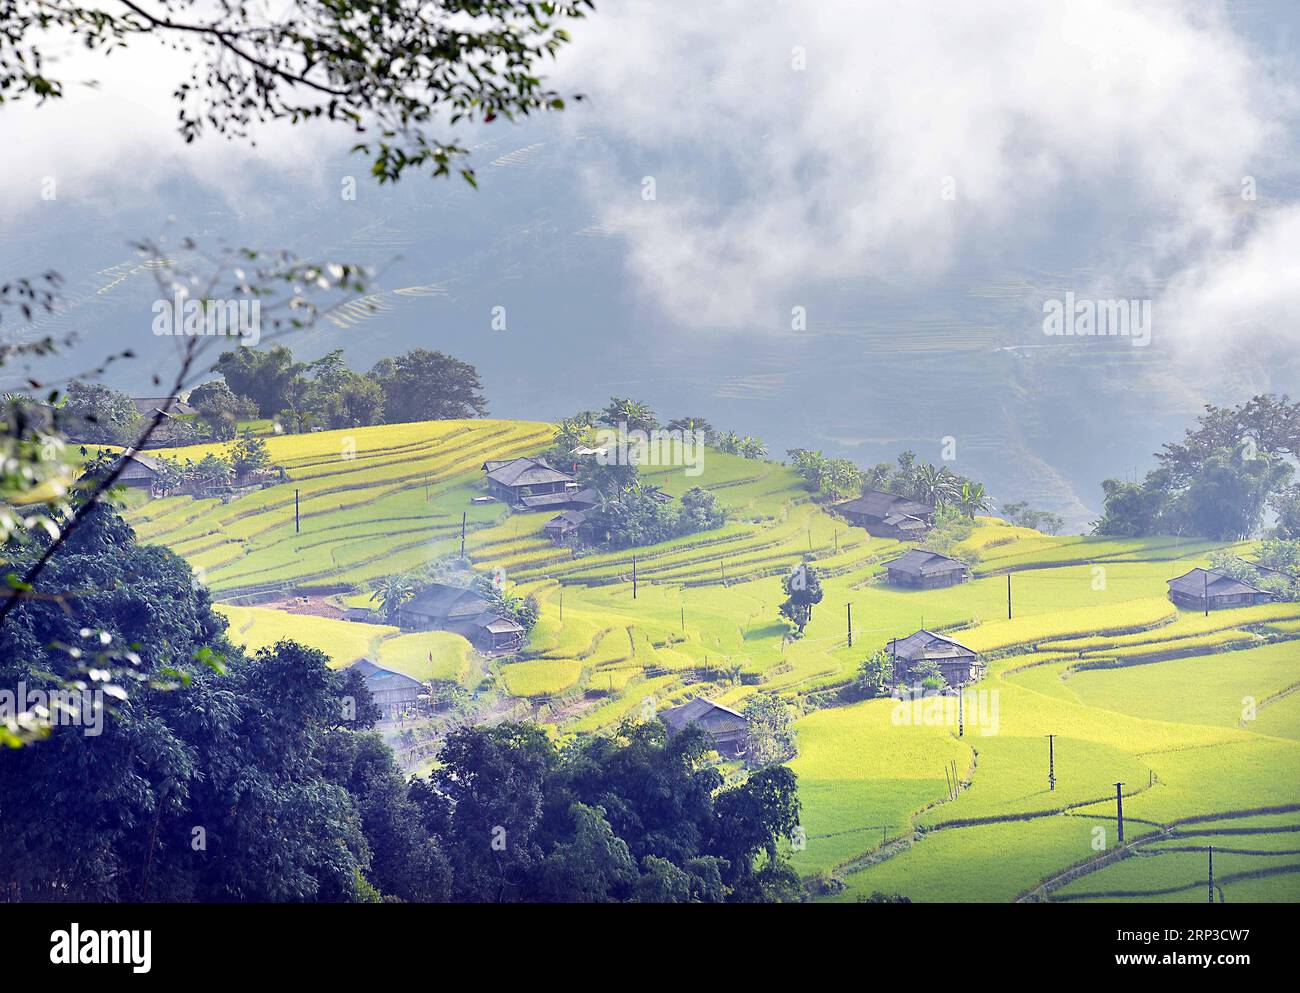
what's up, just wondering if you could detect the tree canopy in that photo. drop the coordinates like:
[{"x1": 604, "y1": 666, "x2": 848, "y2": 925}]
[
  {"x1": 1094, "y1": 395, "x2": 1300, "y2": 540},
  {"x1": 0, "y1": 501, "x2": 803, "y2": 903},
  {"x1": 1, "y1": 0, "x2": 594, "y2": 184},
  {"x1": 375, "y1": 349, "x2": 489, "y2": 422}
]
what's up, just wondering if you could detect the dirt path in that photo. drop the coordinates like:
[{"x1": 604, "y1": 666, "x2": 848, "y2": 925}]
[{"x1": 258, "y1": 594, "x2": 349, "y2": 618}]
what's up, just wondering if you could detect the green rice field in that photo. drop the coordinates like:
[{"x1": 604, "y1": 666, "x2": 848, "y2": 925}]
[{"x1": 123, "y1": 418, "x2": 1300, "y2": 902}]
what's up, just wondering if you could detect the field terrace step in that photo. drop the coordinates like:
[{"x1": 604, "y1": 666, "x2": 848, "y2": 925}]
[{"x1": 139, "y1": 424, "x2": 548, "y2": 546}]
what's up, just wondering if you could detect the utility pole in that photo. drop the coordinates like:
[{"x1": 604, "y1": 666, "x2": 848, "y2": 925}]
[
  {"x1": 1007, "y1": 573, "x2": 1013, "y2": 620},
  {"x1": 1115, "y1": 782, "x2": 1125, "y2": 843},
  {"x1": 1047, "y1": 734, "x2": 1056, "y2": 791},
  {"x1": 632, "y1": 555, "x2": 638, "y2": 600},
  {"x1": 958, "y1": 686, "x2": 964, "y2": 737},
  {"x1": 460, "y1": 511, "x2": 467, "y2": 559},
  {"x1": 680, "y1": 606, "x2": 685, "y2": 633},
  {"x1": 295, "y1": 489, "x2": 300, "y2": 534},
  {"x1": 1208, "y1": 845, "x2": 1215, "y2": 903},
  {"x1": 847, "y1": 603, "x2": 853, "y2": 647},
  {"x1": 834, "y1": 528, "x2": 839, "y2": 553}
]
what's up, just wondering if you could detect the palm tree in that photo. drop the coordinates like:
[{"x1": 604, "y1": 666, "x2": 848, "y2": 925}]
[
  {"x1": 370, "y1": 576, "x2": 414, "y2": 619},
  {"x1": 825, "y1": 458, "x2": 864, "y2": 500},
  {"x1": 592, "y1": 489, "x2": 623, "y2": 515},
  {"x1": 789, "y1": 449, "x2": 831, "y2": 491},
  {"x1": 599, "y1": 396, "x2": 658, "y2": 433},
  {"x1": 737, "y1": 436, "x2": 769, "y2": 460},
  {"x1": 913, "y1": 463, "x2": 961, "y2": 508},
  {"x1": 665, "y1": 416, "x2": 714, "y2": 442},
  {"x1": 554, "y1": 415, "x2": 592, "y2": 452},
  {"x1": 958, "y1": 481, "x2": 992, "y2": 519},
  {"x1": 716, "y1": 430, "x2": 742, "y2": 455}
]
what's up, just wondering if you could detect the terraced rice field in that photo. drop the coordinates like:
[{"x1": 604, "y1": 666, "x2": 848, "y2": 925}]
[
  {"x1": 217, "y1": 604, "x2": 475, "y2": 686},
  {"x1": 126, "y1": 419, "x2": 556, "y2": 593},
  {"x1": 125, "y1": 419, "x2": 1300, "y2": 901}
]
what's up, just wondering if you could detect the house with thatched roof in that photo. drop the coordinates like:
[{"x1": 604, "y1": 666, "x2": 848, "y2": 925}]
[
  {"x1": 112, "y1": 450, "x2": 167, "y2": 494},
  {"x1": 481, "y1": 456, "x2": 577, "y2": 505},
  {"x1": 399, "y1": 582, "x2": 525, "y2": 651},
  {"x1": 518, "y1": 487, "x2": 598, "y2": 512},
  {"x1": 1167, "y1": 568, "x2": 1273, "y2": 611},
  {"x1": 543, "y1": 509, "x2": 587, "y2": 542},
  {"x1": 884, "y1": 549, "x2": 970, "y2": 589},
  {"x1": 659, "y1": 697, "x2": 749, "y2": 758},
  {"x1": 888, "y1": 629, "x2": 983, "y2": 687},
  {"x1": 836, "y1": 489, "x2": 934, "y2": 539}
]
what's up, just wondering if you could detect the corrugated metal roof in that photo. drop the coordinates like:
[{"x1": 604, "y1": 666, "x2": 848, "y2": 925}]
[
  {"x1": 404, "y1": 583, "x2": 489, "y2": 619},
  {"x1": 350, "y1": 658, "x2": 424, "y2": 692}
]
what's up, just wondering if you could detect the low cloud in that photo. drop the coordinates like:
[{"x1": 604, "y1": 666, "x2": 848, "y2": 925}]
[
  {"x1": 559, "y1": 0, "x2": 1295, "y2": 338},
  {"x1": 1161, "y1": 203, "x2": 1300, "y2": 352}
]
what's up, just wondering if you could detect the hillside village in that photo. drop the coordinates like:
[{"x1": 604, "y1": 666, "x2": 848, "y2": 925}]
[
  {"x1": 80, "y1": 392, "x2": 1300, "y2": 903},
  {"x1": 8, "y1": 0, "x2": 1300, "y2": 968}
]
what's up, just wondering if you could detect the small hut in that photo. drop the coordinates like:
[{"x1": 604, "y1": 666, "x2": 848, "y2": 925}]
[
  {"x1": 659, "y1": 698, "x2": 749, "y2": 758},
  {"x1": 543, "y1": 509, "x2": 587, "y2": 543},
  {"x1": 835, "y1": 489, "x2": 934, "y2": 539},
  {"x1": 884, "y1": 549, "x2": 970, "y2": 589},
  {"x1": 1167, "y1": 568, "x2": 1273, "y2": 611},
  {"x1": 888, "y1": 630, "x2": 983, "y2": 687},
  {"x1": 350, "y1": 658, "x2": 425, "y2": 721}
]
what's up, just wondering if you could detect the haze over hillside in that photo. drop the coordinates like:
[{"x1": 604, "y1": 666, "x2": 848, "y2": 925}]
[{"x1": 6, "y1": 0, "x2": 1300, "y2": 527}]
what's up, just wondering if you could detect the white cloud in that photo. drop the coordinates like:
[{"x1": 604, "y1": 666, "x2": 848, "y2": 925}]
[
  {"x1": 6, "y1": 0, "x2": 1299, "y2": 359},
  {"x1": 557, "y1": 0, "x2": 1295, "y2": 334},
  {"x1": 0, "y1": 29, "x2": 341, "y2": 230},
  {"x1": 1161, "y1": 203, "x2": 1300, "y2": 350}
]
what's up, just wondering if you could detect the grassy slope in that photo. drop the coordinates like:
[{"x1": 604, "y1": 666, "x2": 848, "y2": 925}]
[
  {"x1": 127, "y1": 419, "x2": 1300, "y2": 902},
  {"x1": 217, "y1": 604, "x2": 476, "y2": 682}
]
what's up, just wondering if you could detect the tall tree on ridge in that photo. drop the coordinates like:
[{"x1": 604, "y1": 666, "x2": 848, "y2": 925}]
[{"x1": 375, "y1": 350, "x2": 487, "y2": 423}]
